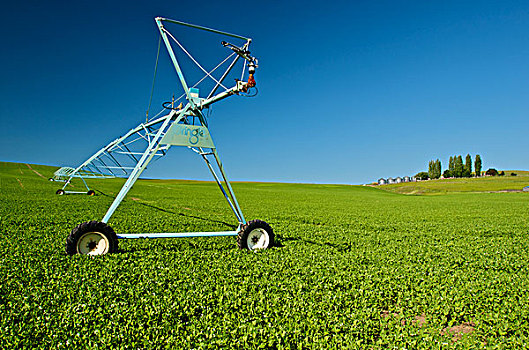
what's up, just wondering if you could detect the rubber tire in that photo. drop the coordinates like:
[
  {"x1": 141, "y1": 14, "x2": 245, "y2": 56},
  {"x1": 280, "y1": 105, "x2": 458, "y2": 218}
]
[
  {"x1": 87, "y1": 190, "x2": 96, "y2": 196},
  {"x1": 237, "y1": 219, "x2": 274, "y2": 250},
  {"x1": 56, "y1": 189, "x2": 65, "y2": 195},
  {"x1": 65, "y1": 221, "x2": 118, "y2": 256}
]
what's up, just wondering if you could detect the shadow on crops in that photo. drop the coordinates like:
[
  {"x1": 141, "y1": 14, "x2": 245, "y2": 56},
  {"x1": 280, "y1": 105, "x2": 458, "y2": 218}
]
[
  {"x1": 96, "y1": 190, "x2": 237, "y2": 229},
  {"x1": 117, "y1": 241, "x2": 237, "y2": 254}
]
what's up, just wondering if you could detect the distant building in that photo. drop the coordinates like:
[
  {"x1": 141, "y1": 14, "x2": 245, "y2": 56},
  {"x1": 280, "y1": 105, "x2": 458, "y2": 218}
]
[
  {"x1": 524, "y1": 186, "x2": 529, "y2": 192},
  {"x1": 374, "y1": 175, "x2": 415, "y2": 185}
]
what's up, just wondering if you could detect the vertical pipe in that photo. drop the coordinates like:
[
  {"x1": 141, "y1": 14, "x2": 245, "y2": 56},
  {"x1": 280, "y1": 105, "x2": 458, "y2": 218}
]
[
  {"x1": 80, "y1": 176, "x2": 89, "y2": 191},
  {"x1": 192, "y1": 109, "x2": 246, "y2": 224},
  {"x1": 199, "y1": 149, "x2": 242, "y2": 222},
  {"x1": 211, "y1": 148, "x2": 246, "y2": 224},
  {"x1": 156, "y1": 18, "x2": 190, "y2": 98}
]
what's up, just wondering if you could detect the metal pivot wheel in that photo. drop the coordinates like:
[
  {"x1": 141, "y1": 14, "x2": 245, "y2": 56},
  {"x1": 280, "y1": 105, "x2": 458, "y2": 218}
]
[
  {"x1": 56, "y1": 189, "x2": 65, "y2": 195},
  {"x1": 87, "y1": 190, "x2": 95, "y2": 196},
  {"x1": 65, "y1": 221, "x2": 118, "y2": 256},
  {"x1": 237, "y1": 219, "x2": 274, "y2": 250}
]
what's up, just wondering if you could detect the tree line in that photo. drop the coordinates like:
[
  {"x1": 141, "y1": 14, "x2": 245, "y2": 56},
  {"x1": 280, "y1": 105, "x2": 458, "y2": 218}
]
[{"x1": 419, "y1": 154, "x2": 482, "y2": 180}]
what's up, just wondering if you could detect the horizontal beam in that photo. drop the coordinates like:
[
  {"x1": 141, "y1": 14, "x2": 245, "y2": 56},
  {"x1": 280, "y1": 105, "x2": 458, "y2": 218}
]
[
  {"x1": 117, "y1": 230, "x2": 239, "y2": 239},
  {"x1": 156, "y1": 17, "x2": 250, "y2": 41},
  {"x1": 200, "y1": 82, "x2": 247, "y2": 108}
]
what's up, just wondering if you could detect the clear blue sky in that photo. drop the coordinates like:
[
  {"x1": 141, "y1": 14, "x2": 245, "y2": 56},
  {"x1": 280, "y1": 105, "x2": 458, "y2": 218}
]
[{"x1": 1, "y1": 0, "x2": 528, "y2": 184}]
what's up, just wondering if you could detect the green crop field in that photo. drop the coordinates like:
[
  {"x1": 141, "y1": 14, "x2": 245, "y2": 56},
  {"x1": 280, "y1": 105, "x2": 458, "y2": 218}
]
[{"x1": 1, "y1": 161, "x2": 529, "y2": 348}]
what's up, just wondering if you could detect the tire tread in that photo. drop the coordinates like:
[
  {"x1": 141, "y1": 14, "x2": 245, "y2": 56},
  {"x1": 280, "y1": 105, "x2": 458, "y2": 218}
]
[
  {"x1": 65, "y1": 221, "x2": 118, "y2": 255},
  {"x1": 237, "y1": 219, "x2": 274, "y2": 250}
]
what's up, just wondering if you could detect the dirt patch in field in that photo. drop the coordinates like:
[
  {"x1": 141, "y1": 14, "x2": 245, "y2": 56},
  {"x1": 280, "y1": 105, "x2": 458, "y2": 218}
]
[
  {"x1": 380, "y1": 311, "x2": 426, "y2": 327},
  {"x1": 412, "y1": 314, "x2": 427, "y2": 327},
  {"x1": 381, "y1": 310, "x2": 404, "y2": 326},
  {"x1": 442, "y1": 322, "x2": 475, "y2": 342},
  {"x1": 16, "y1": 178, "x2": 24, "y2": 189},
  {"x1": 131, "y1": 197, "x2": 141, "y2": 201},
  {"x1": 25, "y1": 163, "x2": 46, "y2": 179},
  {"x1": 380, "y1": 310, "x2": 399, "y2": 319},
  {"x1": 381, "y1": 311, "x2": 474, "y2": 342}
]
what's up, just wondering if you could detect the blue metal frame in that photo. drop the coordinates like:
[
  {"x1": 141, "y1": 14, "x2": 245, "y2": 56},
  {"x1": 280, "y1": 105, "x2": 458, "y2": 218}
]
[{"x1": 60, "y1": 17, "x2": 258, "y2": 239}]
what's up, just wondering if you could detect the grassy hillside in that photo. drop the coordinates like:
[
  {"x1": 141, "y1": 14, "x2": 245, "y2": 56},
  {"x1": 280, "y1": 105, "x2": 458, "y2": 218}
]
[
  {"x1": 379, "y1": 175, "x2": 529, "y2": 195},
  {"x1": 504, "y1": 170, "x2": 529, "y2": 176},
  {"x1": 1, "y1": 161, "x2": 529, "y2": 348}
]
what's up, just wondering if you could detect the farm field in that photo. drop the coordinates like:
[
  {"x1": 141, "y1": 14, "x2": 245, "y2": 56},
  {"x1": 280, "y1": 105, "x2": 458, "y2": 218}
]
[{"x1": 1, "y1": 161, "x2": 529, "y2": 348}]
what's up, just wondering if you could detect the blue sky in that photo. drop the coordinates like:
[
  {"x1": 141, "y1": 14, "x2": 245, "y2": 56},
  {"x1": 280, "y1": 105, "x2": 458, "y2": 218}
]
[{"x1": 1, "y1": 0, "x2": 528, "y2": 184}]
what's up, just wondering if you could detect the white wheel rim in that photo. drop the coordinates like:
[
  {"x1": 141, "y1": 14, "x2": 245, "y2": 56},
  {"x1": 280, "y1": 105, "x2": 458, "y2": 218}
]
[
  {"x1": 247, "y1": 228, "x2": 269, "y2": 250},
  {"x1": 77, "y1": 232, "x2": 110, "y2": 255}
]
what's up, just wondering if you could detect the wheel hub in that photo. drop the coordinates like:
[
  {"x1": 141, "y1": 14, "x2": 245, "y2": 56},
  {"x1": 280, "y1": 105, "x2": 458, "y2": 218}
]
[
  {"x1": 77, "y1": 232, "x2": 110, "y2": 255},
  {"x1": 247, "y1": 228, "x2": 269, "y2": 250}
]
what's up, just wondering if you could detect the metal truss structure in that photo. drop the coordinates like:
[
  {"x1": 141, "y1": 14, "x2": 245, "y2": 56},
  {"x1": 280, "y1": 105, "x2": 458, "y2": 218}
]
[{"x1": 62, "y1": 17, "x2": 274, "y2": 255}]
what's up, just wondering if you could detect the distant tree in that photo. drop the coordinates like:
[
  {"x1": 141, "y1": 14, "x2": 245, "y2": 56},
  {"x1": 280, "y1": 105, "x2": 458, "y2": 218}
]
[
  {"x1": 464, "y1": 154, "x2": 472, "y2": 177},
  {"x1": 499, "y1": 171, "x2": 505, "y2": 176},
  {"x1": 435, "y1": 159, "x2": 442, "y2": 179},
  {"x1": 428, "y1": 160, "x2": 434, "y2": 180},
  {"x1": 511, "y1": 172, "x2": 517, "y2": 176},
  {"x1": 428, "y1": 159, "x2": 442, "y2": 179},
  {"x1": 443, "y1": 169, "x2": 452, "y2": 178},
  {"x1": 454, "y1": 155, "x2": 463, "y2": 177},
  {"x1": 485, "y1": 168, "x2": 498, "y2": 176},
  {"x1": 415, "y1": 172, "x2": 429, "y2": 180},
  {"x1": 449, "y1": 156, "x2": 454, "y2": 174},
  {"x1": 475, "y1": 155, "x2": 482, "y2": 177}
]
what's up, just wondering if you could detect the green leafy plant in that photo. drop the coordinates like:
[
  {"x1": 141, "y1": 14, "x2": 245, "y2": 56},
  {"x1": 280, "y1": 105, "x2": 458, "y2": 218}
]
[{"x1": 1, "y1": 162, "x2": 529, "y2": 348}]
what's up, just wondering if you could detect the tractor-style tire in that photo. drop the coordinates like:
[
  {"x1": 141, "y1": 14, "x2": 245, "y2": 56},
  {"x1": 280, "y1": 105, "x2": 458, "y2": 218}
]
[
  {"x1": 56, "y1": 189, "x2": 65, "y2": 195},
  {"x1": 87, "y1": 190, "x2": 96, "y2": 196},
  {"x1": 237, "y1": 219, "x2": 274, "y2": 250},
  {"x1": 65, "y1": 221, "x2": 118, "y2": 256}
]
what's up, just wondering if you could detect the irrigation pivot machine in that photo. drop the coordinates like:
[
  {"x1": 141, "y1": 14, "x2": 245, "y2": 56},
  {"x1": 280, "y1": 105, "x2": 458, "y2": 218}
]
[{"x1": 61, "y1": 17, "x2": 274, "y2": 255}]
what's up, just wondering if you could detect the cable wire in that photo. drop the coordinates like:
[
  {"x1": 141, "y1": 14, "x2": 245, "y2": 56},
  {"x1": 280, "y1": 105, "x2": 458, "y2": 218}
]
[{"x1": 146, "y1": 35, "x2": 162, "y2": 121}]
